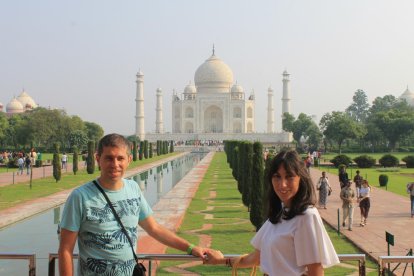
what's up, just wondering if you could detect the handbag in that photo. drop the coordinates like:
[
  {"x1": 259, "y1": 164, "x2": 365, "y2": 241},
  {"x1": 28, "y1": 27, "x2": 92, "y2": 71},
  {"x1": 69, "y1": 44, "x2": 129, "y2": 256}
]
[
  {"x1": 328, "y1": 186, "x2": 332, "y2": 196},
  {"x1": 93, "y1": 181, "x2": 147, "y2": 276}
]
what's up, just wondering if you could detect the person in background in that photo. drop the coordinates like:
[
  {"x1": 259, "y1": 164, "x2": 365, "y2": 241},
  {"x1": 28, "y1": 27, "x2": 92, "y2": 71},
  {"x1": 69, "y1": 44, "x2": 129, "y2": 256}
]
[
  {"x1": 353, "y1": 170, "x2": 363, "y2": 192},
  {"x1": 61, "y1": 152, "x2": 68, "y2": 170},
  {"x1": 338, "y1": 166, "x2": 349, "y2": 189},
  {"x1": 407, "y1": 182, "x2": 414, "y2": 218},
  {"x1": 317, "y1": 171, "x2": 331, "y2": 209},
  {"x1": 357, "y1": 180, "x2": 371, "y2": 226},
  {"x1": 17, "y1": 155, "x2": 24, "y2": 175},
  {"x1": 58, "y1": 134, "x2": 207, "y2": 276},
  {"x1": 24, "y1": 154, "x2": 31, "y2": 175},
  {"x1": 203, "y1": 149, "x2": 339, "y2": 275},
  {"x1": 340, "y1": 181, "x2": 355, "y2": 231}
]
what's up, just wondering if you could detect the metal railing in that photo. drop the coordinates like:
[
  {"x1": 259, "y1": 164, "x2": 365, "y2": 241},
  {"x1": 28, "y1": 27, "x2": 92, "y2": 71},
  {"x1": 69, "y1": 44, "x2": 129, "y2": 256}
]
[
  {"x1": 378, "y1": 255, "x2": 414, "y2": 276},
  {"x1": 0, "y1": 253, "x2": 36, "y2": 276},
  {"x1": 48, "y1": 253, "x2": 366, "y2": 276}
]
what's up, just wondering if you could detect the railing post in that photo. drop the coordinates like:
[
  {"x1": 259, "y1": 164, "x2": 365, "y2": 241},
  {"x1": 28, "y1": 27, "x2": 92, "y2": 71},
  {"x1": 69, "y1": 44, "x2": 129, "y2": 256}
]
[
  {"x1": 48, "y1": 255, "x2": 56, "y2": 276},
  {"x1": 29, "y1": 254, "x2": 36, "y2": 276},
  {"x1": 337, "y1": 208, "x2": 340, "y2": 236}
]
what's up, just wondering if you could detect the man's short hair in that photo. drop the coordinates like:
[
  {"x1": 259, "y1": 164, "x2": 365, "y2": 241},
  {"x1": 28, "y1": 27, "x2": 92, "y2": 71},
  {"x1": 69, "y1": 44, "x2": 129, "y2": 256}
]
[{"x1": 97, "y1": 134, "x2": 132, "y2": 155}]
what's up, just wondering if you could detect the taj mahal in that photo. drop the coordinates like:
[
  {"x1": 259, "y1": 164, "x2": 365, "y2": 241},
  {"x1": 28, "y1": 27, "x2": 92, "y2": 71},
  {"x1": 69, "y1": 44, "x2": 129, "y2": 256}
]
[{"x1": 134, "y1": 49, "x2": 293, "y2": 144}]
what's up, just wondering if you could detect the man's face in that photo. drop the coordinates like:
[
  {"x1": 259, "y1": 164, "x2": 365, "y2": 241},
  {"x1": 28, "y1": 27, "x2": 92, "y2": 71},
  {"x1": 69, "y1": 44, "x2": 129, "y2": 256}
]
[{"x1": 96, "y1": 145, "x2": 132, "y2": 184}]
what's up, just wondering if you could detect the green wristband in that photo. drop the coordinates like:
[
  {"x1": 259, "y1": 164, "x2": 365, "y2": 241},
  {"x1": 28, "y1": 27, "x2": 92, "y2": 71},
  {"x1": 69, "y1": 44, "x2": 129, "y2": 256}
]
[{"x1": 187, "y1": 243, "x2": 195, "y2": 255}]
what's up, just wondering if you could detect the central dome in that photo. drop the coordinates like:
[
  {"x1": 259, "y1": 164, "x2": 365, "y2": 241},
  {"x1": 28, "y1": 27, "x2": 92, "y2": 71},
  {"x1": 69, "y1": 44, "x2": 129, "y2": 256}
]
[{"x1": 194, "y1": 54, "x2": 234, "y2": 93}]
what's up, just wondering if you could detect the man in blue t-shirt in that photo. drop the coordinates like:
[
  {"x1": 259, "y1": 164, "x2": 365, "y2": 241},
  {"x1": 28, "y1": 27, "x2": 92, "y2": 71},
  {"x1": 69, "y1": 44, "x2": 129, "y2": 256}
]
[{"x1": 58, "y1": 134, "x2": 206, "y2": 276}]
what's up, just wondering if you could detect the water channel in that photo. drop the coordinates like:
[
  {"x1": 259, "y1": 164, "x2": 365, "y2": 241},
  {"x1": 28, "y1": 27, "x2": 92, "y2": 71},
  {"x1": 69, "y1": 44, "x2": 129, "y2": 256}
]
[{"x1": 0, "y1": 152, "x2": 206, "y2": 275}]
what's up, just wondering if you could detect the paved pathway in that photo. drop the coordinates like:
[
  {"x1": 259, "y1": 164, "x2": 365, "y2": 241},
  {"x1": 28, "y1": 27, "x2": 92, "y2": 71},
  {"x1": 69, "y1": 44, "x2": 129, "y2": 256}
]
[{"x1": 310, "y1": 167, "x2": 414, "y2": 275}]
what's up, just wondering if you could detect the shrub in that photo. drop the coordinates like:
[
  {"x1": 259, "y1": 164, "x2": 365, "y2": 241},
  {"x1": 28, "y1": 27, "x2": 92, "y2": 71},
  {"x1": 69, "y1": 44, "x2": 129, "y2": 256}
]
[
  {"x1": 402, "y1": 155, "x2": 414, "y2": 168},
  {"x1": 8, "y1": 158, "x2": 18, "y2": 168},
  {"x1": 353, "y1": 155, "x2": 376, "y2": 168},
  {"x1": 35, "y1": 159, "x2": 43, "y2": 167},
  {"x1": 73, "y1": 146, "x2": 79, "y2": 175},
  {"x1": 53, "y1": 143, "x2": 61, "y2": 183},
  {"x1": 86, "y1": 141, "x2": 95, "y2": 174},
  {"x1": 330, "y1": 155, "x2": 352, "y2": 167},
  {"x1": 379, "y1": 174, "x2": 388, "y2": 186},
  {"x1": 379, "y1": 154, "x2": 399, "y2": 167}
]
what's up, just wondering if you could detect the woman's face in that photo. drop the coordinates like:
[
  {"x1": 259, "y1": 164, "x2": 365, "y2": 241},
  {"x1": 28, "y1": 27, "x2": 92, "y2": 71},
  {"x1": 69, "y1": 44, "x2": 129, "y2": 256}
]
[{"x1": 271, "y1": 165, "x2": 301, "y2": 208}]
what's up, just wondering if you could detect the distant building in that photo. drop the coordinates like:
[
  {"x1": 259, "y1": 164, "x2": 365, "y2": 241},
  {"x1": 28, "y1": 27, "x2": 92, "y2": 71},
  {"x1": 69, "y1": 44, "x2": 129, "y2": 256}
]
[
  {"x1": 1, "y1": 90, "x2": 38, "y2": 115},
  {"x1": 399, "y1": 86, "x2": 414, "y2": 106},
  {"x1": 135, "y1": 48, "x2": 293, "y2": 144}
]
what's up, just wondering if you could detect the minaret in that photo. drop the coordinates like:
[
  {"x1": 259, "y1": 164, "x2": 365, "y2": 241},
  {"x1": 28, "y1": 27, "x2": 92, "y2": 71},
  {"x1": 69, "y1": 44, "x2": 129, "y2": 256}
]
[
  {"x1": 155, "y1": 87, "x2": 164, "y2": 134},
  {"x1": 267, "y1": 86, "x2": 275, "y2": 133},
  {"x1": 282, "y1": 70, "x2": 291, "y2": 116},
  {"x1": 135, "y1": 70, "x2": 145, "y2": 140}
]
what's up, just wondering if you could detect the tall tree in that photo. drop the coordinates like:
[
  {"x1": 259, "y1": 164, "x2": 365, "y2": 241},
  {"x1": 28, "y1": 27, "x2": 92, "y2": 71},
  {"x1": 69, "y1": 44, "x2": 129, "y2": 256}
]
[
  {"x1": 72, "y1": 146, "x2": 79, "y2": 175},
  {"x1": 345, "y1": 89, "x2": 370, "y2": 123},
  {"x1": 250, "y1": 142, "x2": 265, "y2": 231},
  {"x1": 0, "y1": 112, "x2": 9, "y2": 146},
  {"x1": 84, "y1": 121, "x2": 104, "y2": 142},
  {"x1": 86, "y1": 140, "x2": 95, "y2": 174},
  {"x1": 242, "y1": 142, "x2": 253, "y2": 209},
  {"x1": 52, "y1": 143, "x2": 62, "y2": 182},
  {"x1": 320, "y1": 111, "x2": 366, "y2": 154}
]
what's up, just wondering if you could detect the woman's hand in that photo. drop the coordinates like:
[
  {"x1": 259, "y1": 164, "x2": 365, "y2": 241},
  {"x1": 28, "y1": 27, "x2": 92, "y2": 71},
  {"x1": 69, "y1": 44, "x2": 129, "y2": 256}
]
[{"x1": 203, "y1": 249, "x2": 225, "y2": 265}]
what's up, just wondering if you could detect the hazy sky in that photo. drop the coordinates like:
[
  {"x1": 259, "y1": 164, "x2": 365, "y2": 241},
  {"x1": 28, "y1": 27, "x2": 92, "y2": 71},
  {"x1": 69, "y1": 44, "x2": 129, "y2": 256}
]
[{"x1": 2, "y1": 1, "x2": 414, "y2": 135}]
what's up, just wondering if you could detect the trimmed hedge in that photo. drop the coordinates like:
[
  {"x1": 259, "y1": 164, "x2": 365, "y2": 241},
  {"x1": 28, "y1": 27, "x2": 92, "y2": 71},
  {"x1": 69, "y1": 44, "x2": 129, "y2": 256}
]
[
  {"x1": 379, "y1": 154, "x2": 399, "y2": 167},
  {"x1": 330, "y1": 154, "x2": 352, "y2": 168},
  {"x1": 353, "y1": 155, "x2": 376, "y2": 168},
  {"x1": 402, "y1": 155, "x2": 414, "y2": 168}
]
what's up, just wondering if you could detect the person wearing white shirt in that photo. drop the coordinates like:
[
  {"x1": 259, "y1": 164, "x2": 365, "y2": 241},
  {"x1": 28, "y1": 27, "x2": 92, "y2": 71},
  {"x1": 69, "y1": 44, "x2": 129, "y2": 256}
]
[
  {"x1": 204, "y1": 150, "x2": 339, "y2": 275},
  {"x1": 357, "y1": 180, "x2": 371, "y2": 226}
]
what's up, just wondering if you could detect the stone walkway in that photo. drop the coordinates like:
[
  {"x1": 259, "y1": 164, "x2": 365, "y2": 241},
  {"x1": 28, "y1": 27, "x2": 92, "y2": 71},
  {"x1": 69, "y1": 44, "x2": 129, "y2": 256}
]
[{"x1": 310, "y1": 167, "x2": 414, "y2": 275}]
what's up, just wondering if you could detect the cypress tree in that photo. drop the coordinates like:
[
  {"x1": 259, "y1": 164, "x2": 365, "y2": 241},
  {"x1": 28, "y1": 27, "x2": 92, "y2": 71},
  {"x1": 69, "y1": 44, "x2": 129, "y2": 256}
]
[
  {"x1": 242, "y1": 142, "x2": 253, "y2": 209},
  {"x1": 133, "y1": 141, "x2": 137, "y2": 161},
  {"x1": 263, "y1": 153, "x2": 274, "y2": 219},
  {"x1": 250, "y1": 142, "x2": 265, "y2": 231},
  {"x1": 144, "y1": 140, "x2": 149, "y2": 159},
  {"x1": 53, "y1": 143, "x2": 61, "y2": 182},
  {"x1": 169, "y1": 140, "x2": 174, "y2": 153},
  {"x1": 86, "y1": 140, "x2": 95, "y2": 174},
  {"x1": 139, "y1": 141, "x2": 144, "y2": 160},
  {"x1": 156, "y1": 140, "x2": 160, "y2": 156},
  {"x1": 149, "y1": 142, "x2": 153, "y2": 158},
  {"x1": 232, "y1": 146, "x2": 239, "y2": 181},
  {"x1": 237, "y1": 142, "x2": 245, "y2": 194},
  {"x1": 73, "y1": 146, "x2": 79, "y2": 175}
]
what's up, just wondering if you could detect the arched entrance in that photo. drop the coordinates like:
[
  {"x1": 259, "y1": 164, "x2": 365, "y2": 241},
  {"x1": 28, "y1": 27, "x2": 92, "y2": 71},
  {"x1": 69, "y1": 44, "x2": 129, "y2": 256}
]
[{"x1": 204, "y1": 105, "x2": 223, "y2": 133}]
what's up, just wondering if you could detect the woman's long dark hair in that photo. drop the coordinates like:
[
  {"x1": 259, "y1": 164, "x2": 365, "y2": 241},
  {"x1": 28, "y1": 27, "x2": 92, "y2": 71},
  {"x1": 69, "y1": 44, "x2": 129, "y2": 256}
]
[{"x1": 266, "y1": 149, "x2": 316, "y2": 224}]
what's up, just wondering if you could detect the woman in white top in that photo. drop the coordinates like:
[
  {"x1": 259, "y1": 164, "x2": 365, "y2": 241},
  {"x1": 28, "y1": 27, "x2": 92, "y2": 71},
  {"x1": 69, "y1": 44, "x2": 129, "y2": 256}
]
[
  {"x1": 204, "y1": 150, "x2": 339, "y2": 275},
  {"x1": 357, "y1": 180, "x2": 371, "y2": 226}
]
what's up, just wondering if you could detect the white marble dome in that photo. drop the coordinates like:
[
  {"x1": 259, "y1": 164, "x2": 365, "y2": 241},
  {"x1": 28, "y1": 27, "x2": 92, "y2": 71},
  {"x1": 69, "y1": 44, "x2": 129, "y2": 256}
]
[
  {"x1": 399, "y1": 87, "x2": 414, "y2": 106},
  {"x1": 194, "y1": 54, "x2": 233, "y2": 93},
  {"x1": 6, "y1": 97, "x2": 24, "y2": 114},
  {"x1": 231, "y1": 83, "x2": 244, "y2": 93},
  {"x1": 17, "y1": 91, "x2": 37, "y2": 109},
  {"x1": 184, "y1": 82, "x2": 197, "y2": 94}
]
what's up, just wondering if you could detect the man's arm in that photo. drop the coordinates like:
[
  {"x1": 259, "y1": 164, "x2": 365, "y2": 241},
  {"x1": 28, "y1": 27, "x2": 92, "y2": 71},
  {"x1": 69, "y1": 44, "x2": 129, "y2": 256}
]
[
  {"x1": 58, "y1": 228, "x2": 78, "y2": 276},
  {"x1": 139, "y1": 216, "x2": 206, "y2": 258}
]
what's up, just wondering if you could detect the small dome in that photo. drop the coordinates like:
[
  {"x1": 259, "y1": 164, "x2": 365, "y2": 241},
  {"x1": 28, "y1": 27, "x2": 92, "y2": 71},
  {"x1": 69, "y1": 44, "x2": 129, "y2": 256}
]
[
  {"x1": 231, "y1": 83, "x2": 244, "y2": 93},
  {"x1": 194, "y1": 53, "x2": 234, "y2": 93},
  {"x1": 399, "y1": 86, "x2": 414, "y2": 106},
  {"x1": 156, "y1": 87, "x2": 162, "y2": 93},
  {"x1": 6, "y1": 97, "x2": 24, "y2": 114},
  {"x1": 17, "y1": 90, "x2": 37, "y2": 110},
  {"x1": 184, "y1": 83, "x2": 197, "y2": 94}
]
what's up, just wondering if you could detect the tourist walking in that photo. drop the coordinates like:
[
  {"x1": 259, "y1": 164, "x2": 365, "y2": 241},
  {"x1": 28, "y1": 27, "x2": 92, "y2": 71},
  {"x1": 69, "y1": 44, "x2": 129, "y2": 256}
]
[
  {"x1": 203, "y1": 149, "x2": 339, "y2": 275},
  {"x1": 407, "y1": 182, "x2": 414, "y2": 218},
  {"x1": 340, "y1": 181, "x2": 355, "y2": 230},
  {"x1": 353, "y1": 170, "x2": 363, "y2": 190},
  {"x1": 61, "y1": 153, "x2": 68, "y2": 170},
  {"x1": 317, "y1": 171, "x2": 331, "y2": 209},
  {"x1": 58, "y1": 134, "x2": 207, "y2": 275},
  {"x1": 339, "y1": 166, "x2": 349, "y2": 189},
  {"x1": 357, "y1": 180, "x2": 371, "y2": 226},
  {"x1": 24, "y1": 155, "x2": 31, "y2": 175},
  {"x1": 17, "y1": 156, "x2": 24, "y2": 175}
]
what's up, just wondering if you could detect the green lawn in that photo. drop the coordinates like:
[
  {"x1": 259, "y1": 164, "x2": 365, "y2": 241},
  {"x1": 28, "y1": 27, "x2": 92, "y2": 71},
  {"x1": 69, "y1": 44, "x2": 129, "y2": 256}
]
[
  {"x1": 0, "y1": 152, "x2": 179, "y2": 210},
  {"x1": 155, "y1": 152, "x2": 378, "y2": 275}
]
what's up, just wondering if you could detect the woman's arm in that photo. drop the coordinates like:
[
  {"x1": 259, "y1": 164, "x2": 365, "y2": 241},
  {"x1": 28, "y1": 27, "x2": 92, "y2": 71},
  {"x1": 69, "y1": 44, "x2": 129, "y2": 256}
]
[
  {"x1": 307, "y1": 262, "x2": 324, "y2": 276},
  {"x1": 204, "y1": 249, "x2": 260, "y2": 268}
]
